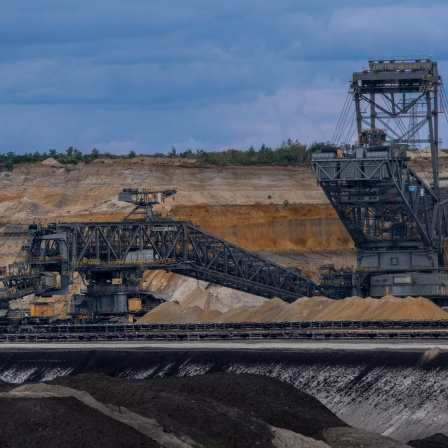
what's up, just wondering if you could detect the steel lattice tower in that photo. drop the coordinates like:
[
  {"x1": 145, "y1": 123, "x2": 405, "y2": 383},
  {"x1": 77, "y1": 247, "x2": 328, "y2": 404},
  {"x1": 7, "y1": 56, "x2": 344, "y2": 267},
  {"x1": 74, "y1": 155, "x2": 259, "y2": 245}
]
[{"x1": 312, "y1": 58, "x2": 448, "y2": 302}]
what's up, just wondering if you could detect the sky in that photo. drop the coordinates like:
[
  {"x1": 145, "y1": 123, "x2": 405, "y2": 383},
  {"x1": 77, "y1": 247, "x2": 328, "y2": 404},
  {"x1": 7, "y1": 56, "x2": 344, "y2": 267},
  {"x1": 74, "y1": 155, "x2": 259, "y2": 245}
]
[{"x1": 1, "y1": 0, "x2": 448, "y2": 155}]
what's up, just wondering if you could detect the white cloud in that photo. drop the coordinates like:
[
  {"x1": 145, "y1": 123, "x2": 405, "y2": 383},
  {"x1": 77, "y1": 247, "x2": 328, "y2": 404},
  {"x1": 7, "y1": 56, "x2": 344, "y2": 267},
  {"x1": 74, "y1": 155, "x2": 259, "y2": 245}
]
[{"x1": 0, "y1": 1, "x2": 447, "y2": 152}]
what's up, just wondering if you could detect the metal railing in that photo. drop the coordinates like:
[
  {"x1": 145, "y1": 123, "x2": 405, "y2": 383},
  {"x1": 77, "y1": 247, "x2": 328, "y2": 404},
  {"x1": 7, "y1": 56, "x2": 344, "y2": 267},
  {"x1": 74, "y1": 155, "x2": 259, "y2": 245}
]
[{"x1": 74, "y1": 258, "x2": 176, "y2": 267}]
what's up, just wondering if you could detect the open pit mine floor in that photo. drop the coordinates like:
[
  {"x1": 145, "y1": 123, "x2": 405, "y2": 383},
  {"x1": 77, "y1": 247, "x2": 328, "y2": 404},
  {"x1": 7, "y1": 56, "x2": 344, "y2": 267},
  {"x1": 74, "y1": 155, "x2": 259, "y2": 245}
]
[{"x1": 1, "y1": 344, "x2": 448, "y2": 446}]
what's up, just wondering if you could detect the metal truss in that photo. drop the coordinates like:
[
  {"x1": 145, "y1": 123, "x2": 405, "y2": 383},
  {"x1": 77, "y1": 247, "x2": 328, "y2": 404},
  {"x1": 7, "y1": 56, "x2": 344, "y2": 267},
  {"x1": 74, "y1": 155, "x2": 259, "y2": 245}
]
[
  {"x1": 313, "y1": 59, "x2": 448, "y2": 274},
  {"x1": 170, "y1": 224, "x2": 316, "y2": 300},
  {"x1": 12, "y1": 219, "x2": 319, "y2": 302},
  {"x1": 5, "y1": 320, "x2": 448, "y2": 342},
  {"x1": 351, "y1": 57, "x2": 442, "y2": 190},
  {"x1": 313, "y1": 156, "x2": 448, "y2": 256}
]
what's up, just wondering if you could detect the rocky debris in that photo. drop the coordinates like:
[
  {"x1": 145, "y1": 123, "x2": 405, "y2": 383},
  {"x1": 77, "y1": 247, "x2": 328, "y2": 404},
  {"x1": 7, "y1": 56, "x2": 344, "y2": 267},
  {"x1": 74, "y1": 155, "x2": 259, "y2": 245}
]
[
  {"x1": 137, "y1": 295, "x2": 448, "y2": 324},
  {"x1": 306, "y1": 295, "x2": 448, "y2": 321},
  {"x1": 408, "y1": 433, "x2": 448, "y2": 447},
  {"x1": 140, "y1": 373, "x2": 348, "y2": 442},
  {"x1": 138, "y1": 301, "x2": 183, "y2": 323},
  {"x1": 220, "y1": 351, "x2": 448, "y2": 443}
]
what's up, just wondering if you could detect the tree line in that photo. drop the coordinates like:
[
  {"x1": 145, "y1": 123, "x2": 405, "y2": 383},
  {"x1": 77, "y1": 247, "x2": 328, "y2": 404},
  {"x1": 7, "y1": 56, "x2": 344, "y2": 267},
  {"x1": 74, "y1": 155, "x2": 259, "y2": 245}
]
[{"x1": 0, "y1": 140, "x2": 328, "y2": 170}]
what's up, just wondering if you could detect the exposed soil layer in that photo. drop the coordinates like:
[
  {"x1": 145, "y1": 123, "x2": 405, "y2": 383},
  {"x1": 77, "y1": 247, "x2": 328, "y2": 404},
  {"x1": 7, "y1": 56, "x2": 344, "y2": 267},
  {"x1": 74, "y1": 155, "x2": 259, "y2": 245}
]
[
  {"x1": 170, "y1": 204, "x2": 351, "y2": 252},
  {"x1": 0, "y1": 163, "x2": 326, "y2": 225}
]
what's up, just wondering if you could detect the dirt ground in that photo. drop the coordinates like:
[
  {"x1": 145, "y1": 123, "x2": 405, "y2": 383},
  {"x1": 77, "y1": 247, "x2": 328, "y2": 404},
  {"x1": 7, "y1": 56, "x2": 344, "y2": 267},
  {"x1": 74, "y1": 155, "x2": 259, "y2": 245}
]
[
  {"x1": 46, "y1": 372, "x2": 417, "y2": 447},
  {"x1": 48, "y1": 372, "x2": 345, "y2": 447},
  {"x1": 408, "y1": 433, "x2": 448, "y2": 448},
  {"x1": 0, "y1": 397, "x2": 156, "y2": 448},
  {"x1": 0, "y1": 372, "x2": 413, "y2": 447}
]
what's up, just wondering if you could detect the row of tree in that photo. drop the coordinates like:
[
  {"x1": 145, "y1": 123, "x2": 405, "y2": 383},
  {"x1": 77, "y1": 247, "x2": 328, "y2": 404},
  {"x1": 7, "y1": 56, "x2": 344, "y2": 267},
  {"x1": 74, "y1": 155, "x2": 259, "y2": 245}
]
[
  {"x1": 0, "y1": 140, "x2": 328, "y2": 170},
  {"x1": 190, "y1": 140, "x2": 326, "y2": 166}
]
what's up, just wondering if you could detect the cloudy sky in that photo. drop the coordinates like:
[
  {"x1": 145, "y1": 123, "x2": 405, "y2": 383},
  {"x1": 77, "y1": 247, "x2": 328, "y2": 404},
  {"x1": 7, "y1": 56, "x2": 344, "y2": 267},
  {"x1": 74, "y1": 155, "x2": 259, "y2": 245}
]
[{"x1": 1, "y1": 0, "x2": 448, "y2": 154}]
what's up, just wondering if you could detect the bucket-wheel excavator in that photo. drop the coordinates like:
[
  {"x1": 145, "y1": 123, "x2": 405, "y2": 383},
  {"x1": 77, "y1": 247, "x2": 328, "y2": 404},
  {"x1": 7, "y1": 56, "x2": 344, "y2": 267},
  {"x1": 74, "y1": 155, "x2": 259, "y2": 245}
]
[
  {"x1": 312, "y1": 57, "x2": 448, "y2": 305},
  {"x1": 0, "y1": 188, "x2": 319, "y2": 322}
]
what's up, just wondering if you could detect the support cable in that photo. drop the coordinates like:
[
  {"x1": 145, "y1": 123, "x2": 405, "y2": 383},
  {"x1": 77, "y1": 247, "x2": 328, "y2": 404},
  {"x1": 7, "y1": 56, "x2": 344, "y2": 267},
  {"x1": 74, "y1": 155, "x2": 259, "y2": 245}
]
[{"x1": 332, "y1": 94, "x2": 352, "y2": 144}]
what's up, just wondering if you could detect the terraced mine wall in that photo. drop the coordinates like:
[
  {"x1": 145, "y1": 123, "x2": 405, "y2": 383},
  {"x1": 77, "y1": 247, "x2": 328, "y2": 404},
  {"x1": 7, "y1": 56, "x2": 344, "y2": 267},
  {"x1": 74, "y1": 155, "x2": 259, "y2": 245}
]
[{"x1": 0, "y1": 345, "x2": 447, "y2": 443}]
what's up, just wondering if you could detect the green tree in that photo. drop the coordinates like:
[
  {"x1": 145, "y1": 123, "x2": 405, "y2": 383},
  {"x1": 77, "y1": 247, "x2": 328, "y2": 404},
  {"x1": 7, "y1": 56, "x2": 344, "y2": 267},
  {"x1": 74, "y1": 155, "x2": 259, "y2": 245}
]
[
  {"x1": 73, "y1": 148, "x2": 83, "y2": 160},
  {"x1": 179, "y1": 148, "x2": 194, "y2": 158},
  {"x1": 168, "y1": 146, "x2": 177, "y2": 158}
]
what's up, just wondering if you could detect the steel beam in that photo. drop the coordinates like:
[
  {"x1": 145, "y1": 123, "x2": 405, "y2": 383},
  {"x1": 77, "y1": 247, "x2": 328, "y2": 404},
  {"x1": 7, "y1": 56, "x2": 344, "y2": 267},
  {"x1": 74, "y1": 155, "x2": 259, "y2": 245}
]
[{"x1": 4, "y1": 219, "x2": 320, "y2": 302}]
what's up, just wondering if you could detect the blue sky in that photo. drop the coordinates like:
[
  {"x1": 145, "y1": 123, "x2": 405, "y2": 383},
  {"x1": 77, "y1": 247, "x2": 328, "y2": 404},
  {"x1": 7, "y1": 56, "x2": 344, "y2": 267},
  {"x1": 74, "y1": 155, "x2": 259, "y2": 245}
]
[{"x1": 1, "y1": 0, "x2": 448, "y2": 154}]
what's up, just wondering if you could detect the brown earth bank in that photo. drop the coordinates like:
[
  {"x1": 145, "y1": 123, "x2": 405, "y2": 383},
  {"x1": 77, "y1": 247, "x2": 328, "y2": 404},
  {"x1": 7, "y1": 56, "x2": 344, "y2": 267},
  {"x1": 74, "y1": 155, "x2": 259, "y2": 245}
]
[
  {"x1": 0, "y1": 162, "x2": 326, "y2": 225},
  {"x1": 0, "y1": 160, "x2": 351, "y2": 258},
  {"x1": 171, "y1": 204, "x2": 352, "y2": 252},
  {"x1": 0, "y1": 372, "x2": 404, "y2": 448},
  {"x1": 54, "y1": 204, "x2": 352, "y2": 254}
]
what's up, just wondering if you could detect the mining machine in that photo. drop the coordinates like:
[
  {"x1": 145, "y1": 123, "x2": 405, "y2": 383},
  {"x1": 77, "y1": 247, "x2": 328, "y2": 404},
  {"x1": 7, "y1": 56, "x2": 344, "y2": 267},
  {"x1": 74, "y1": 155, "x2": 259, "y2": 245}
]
[
  {"x1": 0, "y1": 188, "x2": 319, "y2": 322},
  {"x1": 312, "y1": 57, "x2": 448, "y2": 305}
]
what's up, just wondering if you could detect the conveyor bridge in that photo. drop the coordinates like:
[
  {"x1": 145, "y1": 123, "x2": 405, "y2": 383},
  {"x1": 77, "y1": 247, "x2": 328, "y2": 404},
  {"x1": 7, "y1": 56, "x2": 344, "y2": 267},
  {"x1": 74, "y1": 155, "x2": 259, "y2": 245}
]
[{"x1": 2, "y1": 218, "x2": 319, "y2": 304}]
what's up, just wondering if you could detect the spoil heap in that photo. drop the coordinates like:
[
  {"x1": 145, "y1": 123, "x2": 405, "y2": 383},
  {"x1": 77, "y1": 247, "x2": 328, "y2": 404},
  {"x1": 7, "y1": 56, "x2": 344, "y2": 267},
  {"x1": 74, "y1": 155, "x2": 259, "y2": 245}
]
[
  {"x1": 136, "y1": 295, "x2": 448, "y2": 324},
  {"x1": 44, "y1": 372, "x2": 407, "y2": 447},
  {"x1": 0, "y1": 396, "x2": 154, "y2": 448}
]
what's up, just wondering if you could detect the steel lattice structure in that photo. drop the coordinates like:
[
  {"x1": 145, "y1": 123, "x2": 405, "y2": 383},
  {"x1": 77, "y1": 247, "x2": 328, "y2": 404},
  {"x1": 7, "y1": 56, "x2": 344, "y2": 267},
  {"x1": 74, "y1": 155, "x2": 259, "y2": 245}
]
[
  {"x1": 351, "y1": 57, "x2": 442, "y2": 190},
  {"x1": 313, "y1": 154, "x2": 448, "y2": 259},
  {"x1": 3, "y1": 218, "x2": 319, "y2": 303},
  {"x1": 313, "y1": 58, "x2": 448, "y2": 301}
]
